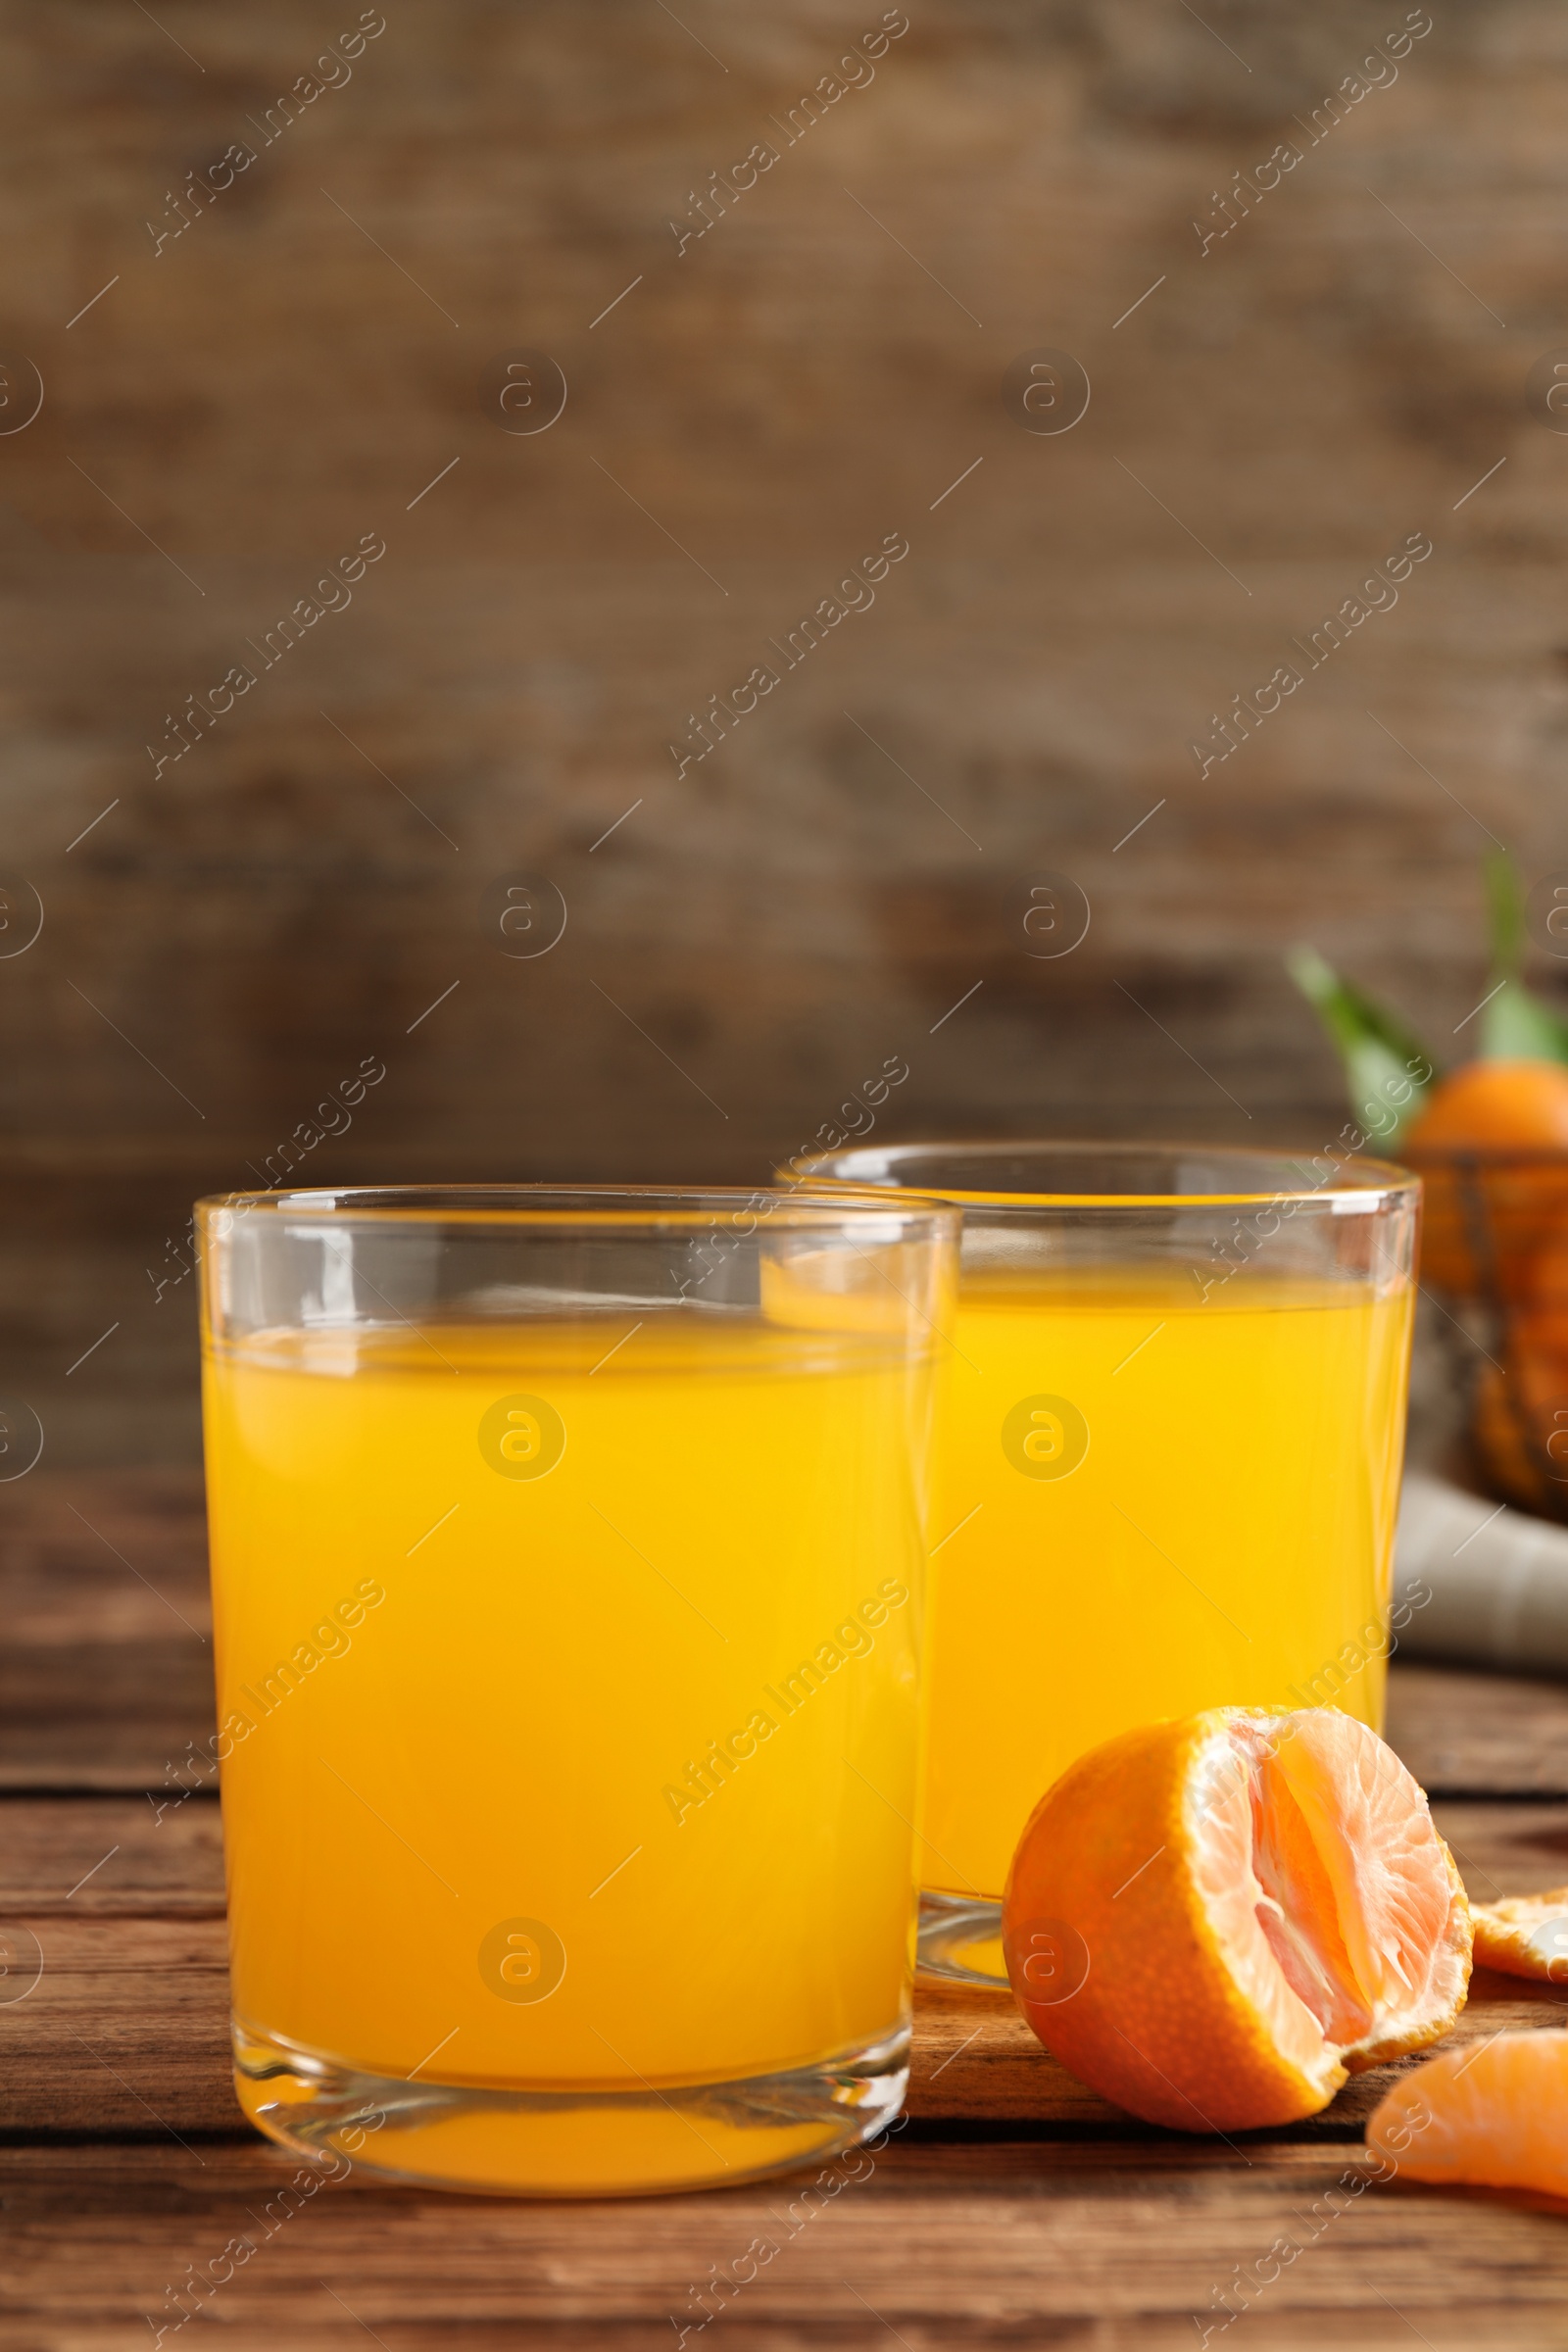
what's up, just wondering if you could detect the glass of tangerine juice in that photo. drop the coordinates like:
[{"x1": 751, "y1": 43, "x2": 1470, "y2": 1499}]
[
  {"x1": 198, "y1": 1184, "x2": 959, "y2": 2196},
  {"x1": 798, "y1": 1144, "x2": 1418, "y2": 1988}
]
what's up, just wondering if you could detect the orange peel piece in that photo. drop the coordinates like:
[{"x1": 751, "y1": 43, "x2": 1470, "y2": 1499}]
[{"x1": 1470, "y1": 1886, "x2": 1568, "y2": 1983}]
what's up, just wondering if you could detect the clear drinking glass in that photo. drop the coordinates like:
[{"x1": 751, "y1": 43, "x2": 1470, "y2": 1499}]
[
  {"x1": 798, "y1": 1144, "x2": 1418, "y2": 1987},
  {"x1": 198, "y1": 1184, "x2": 958, "y2": 2196}
]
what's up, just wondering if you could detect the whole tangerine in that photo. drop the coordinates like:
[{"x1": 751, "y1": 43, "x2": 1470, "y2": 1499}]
[{"x1": 1403, "y1": 1062, "x2": 1568, "y2": 1298}]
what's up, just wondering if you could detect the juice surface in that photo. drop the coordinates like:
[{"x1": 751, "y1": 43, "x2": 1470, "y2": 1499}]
[
  {"x1": 923, "y1": 1266, "x2": 1412, "y2": 1897},
  {"x1": 204, "y1": 1317, "x2": 930, "y2": 2091}
]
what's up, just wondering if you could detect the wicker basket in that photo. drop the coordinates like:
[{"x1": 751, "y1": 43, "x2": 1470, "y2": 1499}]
[{"x1": 1403, "y1": 1144, "x2": 1568, "y2": 1523}]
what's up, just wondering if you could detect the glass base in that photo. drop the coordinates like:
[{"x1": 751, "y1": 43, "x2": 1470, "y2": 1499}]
[
  {"x1": 916, "y1": 1891, "x2": 1008, "y2": 1987},
  {"x1": 232, "y1": 2017, "x2": 909, "y2": 2198}
]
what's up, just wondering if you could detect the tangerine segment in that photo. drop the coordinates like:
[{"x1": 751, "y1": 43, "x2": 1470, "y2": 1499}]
[
  {"x1": 1004, "y1": 1708, "x2": 1471, "y2": 2133},
  {"x1": 1367, "y1": 2029, "x2": 1568, "y2": 2199},
  {"x1": 1470, "y1": 1886, "x2": 1568, "y2": 1982}
]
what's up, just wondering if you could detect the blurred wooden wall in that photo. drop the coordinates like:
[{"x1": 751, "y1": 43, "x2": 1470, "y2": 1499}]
[{"x1": 3, "y1": 0, "x2": 1567, "y2": 1459}]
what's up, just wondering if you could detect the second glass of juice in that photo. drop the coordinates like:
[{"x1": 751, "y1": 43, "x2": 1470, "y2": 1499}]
[{"x1": 800, "y1": 1144, "x2": 1418, "y2": 1985}]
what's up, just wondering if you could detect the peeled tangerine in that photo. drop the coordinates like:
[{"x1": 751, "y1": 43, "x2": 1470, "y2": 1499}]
[{"x1": 1004, "y1": 1708, "x2": 1471, "y2": 2132}]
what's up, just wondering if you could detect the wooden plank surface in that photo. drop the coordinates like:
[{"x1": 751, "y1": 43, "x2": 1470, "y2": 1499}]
[
  {"x1": 8, "y1": 1473, "x2": 1568, "y2": 2350},
  {"x1": 7, "y1": 2140, "x2": 1568, "y2": 2352},
  {"x1": 0, "y1": 1470, "x2": 211, "y2": 1788},
  {"x1": 6, "y1": 1794, "x2": 1567, "y2": 2139},
  {"x1": 1387, "y1": 1664, "x2": 1568, "y2": 1798}
]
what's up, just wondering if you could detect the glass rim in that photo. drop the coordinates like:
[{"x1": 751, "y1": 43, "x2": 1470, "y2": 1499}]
[
  {"x1": 193, "y1": 1181, "x2": 963, "y2": 1234},
  {"x1": 794, "y1": 1138, "x2": 1421, "y2": 1210}
]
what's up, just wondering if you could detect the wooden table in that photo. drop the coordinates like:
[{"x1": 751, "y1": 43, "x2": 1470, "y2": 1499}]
[{"x1": 7, "y1": 1472, "x2": 1568, "y2": 2348}]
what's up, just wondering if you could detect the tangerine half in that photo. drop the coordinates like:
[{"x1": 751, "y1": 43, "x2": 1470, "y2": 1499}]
[{"x1": 1004, "y1": 1707, "x2": 1471, "y2": 2132}]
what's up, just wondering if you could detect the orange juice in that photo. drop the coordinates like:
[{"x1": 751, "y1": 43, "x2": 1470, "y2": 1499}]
[
  {"x1": 204, "y1": 1315, "x2": 932, "y2": 2188},
  {"x1": 923, "y1": 1268, "x2": 1412, "y2": 1900}
]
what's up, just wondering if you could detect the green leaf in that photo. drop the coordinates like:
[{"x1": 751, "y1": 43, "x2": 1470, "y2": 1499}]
[
  {"x1": 1483, "y1": 847, "x2": 1525, "y2": 979},
  {"x1": 1286, "y1": 946, "x2": 1439, "y2": 1144},
  {"x1": 1478, "y1": 848, "x2": 1568, "y2": 1061},
  {"x1": 1479, "y1": 981, "x2": 1568, "y2": 1064}
]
